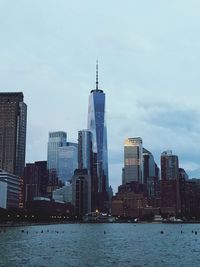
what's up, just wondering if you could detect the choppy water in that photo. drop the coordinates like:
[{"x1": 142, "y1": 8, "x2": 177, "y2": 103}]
[{"x1": 0, "y1": 223, "x2": 200, "y2": 266}]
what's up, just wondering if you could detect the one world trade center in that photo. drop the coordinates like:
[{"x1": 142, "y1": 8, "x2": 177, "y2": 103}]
[{"x1": 87, "y1": 62, "x2": 109, "y2": 211}]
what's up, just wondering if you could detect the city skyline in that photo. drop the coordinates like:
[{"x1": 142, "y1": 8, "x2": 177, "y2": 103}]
[{"x1": 1, "y1": 1, "x2": 200, "y2": 192}]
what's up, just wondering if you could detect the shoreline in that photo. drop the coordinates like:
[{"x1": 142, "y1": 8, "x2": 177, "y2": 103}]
[{"x1": 1, "y1": 221, "x2": 200, "y2": 228}]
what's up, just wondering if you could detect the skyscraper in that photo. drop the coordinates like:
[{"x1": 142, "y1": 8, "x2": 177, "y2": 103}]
[
  {"x1": 161, "y1": 150, "x2": 179, "y2": 181},
  {"x1": 47, "y1": 131, "x2": 67, "y2": 184},
  {"x1": 58, "y1": 145, "x2": 78, "y2": 183},
  {"x1": 78, "y1": 130, "x2": 92, "y2": 171},
  {"x1": 123, "y1": 137, "x2": 143, "y2": 184},
  {"x1": 160, "y1": 150, "x2": 180, "y2": 214},
  {"x1": 0, "y1": 92, "x2": 27, "y2": 177},
  {"x1": 87, "y1": 62, "x2": 109, "y2": 211},
  {"x1": 143, "y1": 148, "x2": 160, "y2": 206}
]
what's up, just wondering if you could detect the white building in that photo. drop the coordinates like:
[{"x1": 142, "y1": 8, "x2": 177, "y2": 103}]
[
  {"x1": 0, "y1": 169, "x2": 20, "y2": 209},
  {"x1": 52, "y1": 183, "x2": 72, "y2": 203}
]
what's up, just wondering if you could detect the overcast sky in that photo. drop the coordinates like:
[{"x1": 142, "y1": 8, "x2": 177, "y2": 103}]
[{"x1": 1, "y1": 0, "x2": 200, "y2": 192}]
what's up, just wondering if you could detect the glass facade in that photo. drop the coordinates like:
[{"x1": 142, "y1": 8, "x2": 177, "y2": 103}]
[
  {"x1": 47, "y1": 131, "x2": 67, "y2": 182},
  {"x1": 124, "y1": 137, "x2": 143, "y2": 184},
  {"x1": 58, "y1": 145, "x2": 78, "y2": 183},
  {"x1": 87, "y1": 89, "x2": 109, "y2": 200},
  {"x1": 78, "y1": 130, "x2": 92, "y2": 172}
]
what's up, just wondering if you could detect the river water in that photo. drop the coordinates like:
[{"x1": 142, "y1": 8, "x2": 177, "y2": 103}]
[{"x1": 0, "y1": 223, "x2": 200, "y2": 266}]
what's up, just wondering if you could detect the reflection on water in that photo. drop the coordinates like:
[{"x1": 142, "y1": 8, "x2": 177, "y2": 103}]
[{"x1": 0, "y1": 223, "x2": 200, "y2": 266}]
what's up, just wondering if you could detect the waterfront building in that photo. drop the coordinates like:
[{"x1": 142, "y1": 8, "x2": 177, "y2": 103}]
[
  {"x1": 47, "y1": 131, "x2": 67, "y2": 184},
  {"x1": 160, "y1": 150, "x2": 180, "y2": 214},
  {"x1": 112, "y1": 190, "x2": 145, "y2": 218},
  {"x1": 0, "y1": 169, "x2": 20, "y2": 209},
  {"x1": 0, "y1": 92, "x2": 27, "y2": 177},
  {"x1": 123, "y1": 137, "x2": 143, "y2": 185},
  {"x1": 72, "y1": 169, "x2": 91, "y2": 215},
  {"x1": 24, "y1": 161, "x2": 48, "y2": 206},
  {"x1": 87, "y1": 62, "x2": 109, "y2": 211},
  {"x1": 27, "y1": 197, "x2": 74, "y2": 217},
  {"x1": 58, "y1": 145, "x2": 78, "y2": 183}
]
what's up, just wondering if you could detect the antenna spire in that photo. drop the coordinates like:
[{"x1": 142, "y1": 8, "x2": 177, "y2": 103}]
[{"x1": 96, "y1": 60, "x2": 99, "y2": 90}]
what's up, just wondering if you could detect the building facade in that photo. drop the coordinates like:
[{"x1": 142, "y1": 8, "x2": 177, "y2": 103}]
[
  {"x1": 47, "y1": 131, "x2": 67, "y2": 184},
  {"x1": 0, "y1": 169, "x2": 20, "y2": 209},
  {"x1": 123, "y1": 137, "x2": 143, "y2": 185},
  {"x1": 72, "y1": 169, "x2": 91, "y2": 215},
  {"x1": 161, "y1": 150, "x2": 179, "y2": 181},
  {"x1": 78, "y1": 130, "x2": 92, "y2": 172},
  {"x1": 160, "y1": 150, "x2": 180, "y2": 214},
  {"x1": 24, "y1": 161, "x2": 48, "y2": 206},
  {"x1": 52, "y1": 183, "x2": 72, "y2": 203},
  {"x1": 0, "y1": 92, "x2": 27, "y2": 177},
  {"x1": 143, "y1": 148, "x2": 160, "y2": 206},
  {"x1": 87, "y1": 63, "x2": 109, "y2": 211},
  {"x1": 58, "y1": 145, "x2": 78, "y2": 183}
]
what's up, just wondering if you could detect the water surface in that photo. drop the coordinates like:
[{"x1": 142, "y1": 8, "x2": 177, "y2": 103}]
[{"x1": 0, "y1": 223, "x2": 200, "y2": 266}]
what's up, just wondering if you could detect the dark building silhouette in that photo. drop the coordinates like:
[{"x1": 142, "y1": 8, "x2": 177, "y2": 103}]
[
  {"x1": 161, "y1": 151, "x2": 181, "y2": 214},
  {"x1": 72, "y1": 169, "x2": 91, "y2": 216},
  {"x1": 180, "y1": 177, "x2": 200, "y2": 218},
  {"x1": 143, "y1": 148, "x2": 160, "y2": 206},
  {"x1": 24, "y1": 161, "x2": 48, "y2": 206},
  {"x1": 0, "y1": 92, "x2": 27, "y2": 177}
]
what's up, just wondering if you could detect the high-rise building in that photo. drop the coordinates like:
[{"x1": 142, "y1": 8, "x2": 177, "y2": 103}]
[
  {"x1": 24, "y1": 161, "x2": 48, "y2": 206},
  {"x1": 143, "y1": 148, "x2": 160, "y2": 206},
  {"x1": 47, "y1": 131, "x2": 67, "y2": 184},
  {"x1": 78, "y1": 130, "x2": 92, "y2": 171},
  {"x1": 58, "y1": 145, "x2": 78, "y2": 183},
  {"x1": 160, "y1": 150, "x2": 180, "y2": 214},
  {"x1": 72, "y1": 168, "x2": 91, "y2": 215},
  {"x1": 161, "y1": 150, "x2": 179, "y2": 181},
  {"x1": 87, "y1": 63, "x2": 109, "y2": 211},
  {"x1": 123, "y1": 137, "x2": 143, "y2": 185},
  {"x1": 0, "y1": 92, "x2": 27, "y2": 177}
]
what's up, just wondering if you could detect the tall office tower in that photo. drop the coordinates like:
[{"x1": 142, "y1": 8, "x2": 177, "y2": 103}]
[
  {"x1": 160, "y1": 150, "x2": 180, "y2": 214},
  {"x1": 78, "y1": 130, "x2": 92, "y2": 171},
  {"x1": 0, "y1": 92, "x2": 27, "y2": 177},
  {"x1": 123, "y1": 137, "x2": 143, "y2": 185},
  {"x1": 161, "y1": 150, "x2": 179, "y2": 181},
  {"x1": 58, "y1": 144, "x2": 78, "y2": 183},
  {"x1": 87, "y1": 63, "x2": 109, "y2": 211},
  {"x1": 47, "y1": 131, "x2": 67, "y2": 184},
  {"x1": 72, "y1": 169, "x2": 91, "y2": 215},
  {"x1": 143, "y1": 148, "x2": 160, "y2": 205}
]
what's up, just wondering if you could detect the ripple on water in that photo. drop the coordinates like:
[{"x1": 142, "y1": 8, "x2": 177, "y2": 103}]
[{"x1": 0, "y1": 223, "x2": 200, "y2": 266}]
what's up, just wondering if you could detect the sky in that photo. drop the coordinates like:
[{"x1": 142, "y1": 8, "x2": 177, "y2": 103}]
[{"x1": 1, "y1": 0, "x2": 200, "y2": 192}]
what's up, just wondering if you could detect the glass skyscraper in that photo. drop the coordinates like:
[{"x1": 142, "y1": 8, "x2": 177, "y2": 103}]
[
  {"x1": 124, "y1": 137, "x2": 143, "y2": 184},
  {"x1": 78, "y1": 130, "x2": 92, "y2": 171},
  {"x1": 47, "y1": 131, "x2": 67, "y2": 184},
  {"x1": 87, "y1": 63, "x2": 109, "y2": 211},
  {"x1": 58, "y1": 144, "x2": 78, "y2": 183}
]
